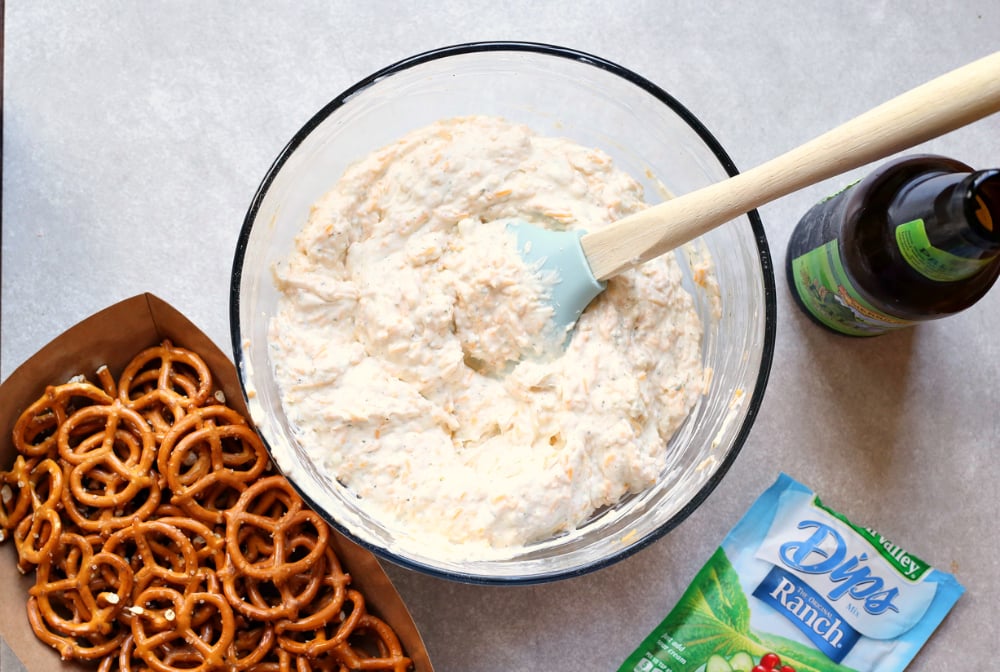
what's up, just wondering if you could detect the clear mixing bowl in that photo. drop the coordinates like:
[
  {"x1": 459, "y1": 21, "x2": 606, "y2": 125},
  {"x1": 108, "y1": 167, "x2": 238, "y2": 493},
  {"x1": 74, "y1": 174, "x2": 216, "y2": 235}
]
[{"x1": 230, "y1": 42, "x2": 776, "y2": 584}]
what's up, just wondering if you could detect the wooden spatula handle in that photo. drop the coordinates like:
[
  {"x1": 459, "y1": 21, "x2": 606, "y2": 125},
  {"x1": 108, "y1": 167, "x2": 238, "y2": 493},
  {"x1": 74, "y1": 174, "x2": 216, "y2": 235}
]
[{"x1": 582, "y1": 50, "x2": 1000, "y2": 280}]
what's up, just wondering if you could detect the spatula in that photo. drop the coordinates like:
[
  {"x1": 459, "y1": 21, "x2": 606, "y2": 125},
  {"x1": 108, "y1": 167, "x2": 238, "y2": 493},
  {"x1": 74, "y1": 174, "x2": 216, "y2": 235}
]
[{"x1": 510, "y1": 50, "x2": 1000, "y2": 334}]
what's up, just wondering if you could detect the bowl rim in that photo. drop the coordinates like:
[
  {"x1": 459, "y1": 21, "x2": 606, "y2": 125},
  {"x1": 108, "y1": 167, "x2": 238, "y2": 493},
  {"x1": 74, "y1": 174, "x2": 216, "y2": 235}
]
[{"x1": 229, "y1": 40, "x2": 777, "y2": 584}]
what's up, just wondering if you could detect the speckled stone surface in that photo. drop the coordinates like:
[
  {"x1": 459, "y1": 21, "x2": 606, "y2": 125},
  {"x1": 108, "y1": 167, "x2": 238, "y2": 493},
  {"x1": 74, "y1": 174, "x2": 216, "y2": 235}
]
[{"x1": 2, "y1": 2, "x2": 999, "y2": 670}]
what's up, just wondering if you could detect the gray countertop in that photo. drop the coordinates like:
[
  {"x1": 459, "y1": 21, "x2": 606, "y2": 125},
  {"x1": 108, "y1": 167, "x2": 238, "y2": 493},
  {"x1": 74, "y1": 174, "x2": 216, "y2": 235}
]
[{"x1": 3, "y1": 2, "x2": 999, "y2": 670}]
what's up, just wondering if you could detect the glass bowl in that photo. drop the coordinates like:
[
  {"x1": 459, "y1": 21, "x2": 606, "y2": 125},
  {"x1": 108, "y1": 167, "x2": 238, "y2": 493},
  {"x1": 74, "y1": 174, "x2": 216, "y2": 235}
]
[{"x1": 230, "y1": 42, "x2": 776, "y2": 584}]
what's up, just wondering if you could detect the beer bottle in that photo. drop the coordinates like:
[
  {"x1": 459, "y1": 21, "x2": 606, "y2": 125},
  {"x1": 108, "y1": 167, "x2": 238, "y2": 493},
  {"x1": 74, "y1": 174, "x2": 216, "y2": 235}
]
[{"x1": 786, "y1": 154, "x2": 1000, "y2": 336}]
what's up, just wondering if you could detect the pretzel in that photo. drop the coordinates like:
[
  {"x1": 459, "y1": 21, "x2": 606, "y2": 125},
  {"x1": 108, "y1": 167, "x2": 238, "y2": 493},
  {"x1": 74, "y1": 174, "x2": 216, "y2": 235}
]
[
  {"x1": 276, "y1": 587, "x2": 367, "y2": 659},
  {"x1": 56, "y1": 399, "x2": 155, "y2": 467},
  {"x1": 53, "y1": 406, "x2": 160, "y2": 536},
  {"x1": 13, "y1": 504, "x2": 62, "y2": 572},
  {"x1": 28, "y1": 533, "x2": 133, "y2": 635},
  {"x1": 60, "y1": 465, "x2": 162, "y2": 535},
  {"x1": 0, "y1": 454, "x2": 35, "y2": 533},
  {"x1": 26, "y1": 604, "x2": 125, "y2": 662},
  {"x1": 112, "y1": 633, "x2": 229, "y2": 672},
  {"x1": 26, "y1": 532, "x2": 132, "y2": 660},
  {"x1": 125, "y1": 374, "x2": 189, "y2": 443},
  {"x1": 220, "y1": 530, "x2": 346, "y2": 625},
  {"x1": 130, "y1": 580, "x2": 236, "y2": 672},
  {"x1": 107, "y1": 635, "x2": 153, "y2": 672},
  {"x1": 272, "y1": 544, "x2": 352, "y2": 633},
  {"x1": 102, "y1": 519, "x2": 205, "y2": 595},
  {"x1": 331, "y1": 613, "x2": 413, "y2": 672},
  {"x1": 11, "y1": 410, "x2": 60, "y2": 461},
  {"x1": 159, "y1": 405, "x2": 268, "y2": 525},
  {"x1": 7, "y1": 458, "x2": 66, "y2": 568},
  {"x1": 224, "y1": 476, "x2": 329, "y2": 584},
  {"x1": 3, "y1": 341, "x2": 414, "y2": 671},
  {"x1": 69, "y1": 457, "x2": 154, "y2": 517},
  {"x1": 226, "y1": 618, "x2": 278, "y2": 670},
  {"x1": 156, "y1": 515, "x2": 228, "y2": 575},
  {"x1": 118, "y1": 340, "x2": 214, "y2": 412},
  {"x1": 13, "y1": 381, "x2": 114, "y2": 459},
  {"x1": 27, "y1": 457, "x2": 66, "y2": 512}
]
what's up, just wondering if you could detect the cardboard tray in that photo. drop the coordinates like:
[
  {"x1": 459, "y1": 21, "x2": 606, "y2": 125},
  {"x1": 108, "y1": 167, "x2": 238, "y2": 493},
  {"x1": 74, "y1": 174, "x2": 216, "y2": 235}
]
[{"x1": 0, "y1": 293, "x2": 433, "y2": 671}]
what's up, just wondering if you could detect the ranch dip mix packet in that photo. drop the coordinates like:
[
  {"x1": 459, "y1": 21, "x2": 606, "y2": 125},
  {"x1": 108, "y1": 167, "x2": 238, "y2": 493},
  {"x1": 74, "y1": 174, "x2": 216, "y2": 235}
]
[{"x1": 618, "y1": 473, "x2": 963, "y2": 672}]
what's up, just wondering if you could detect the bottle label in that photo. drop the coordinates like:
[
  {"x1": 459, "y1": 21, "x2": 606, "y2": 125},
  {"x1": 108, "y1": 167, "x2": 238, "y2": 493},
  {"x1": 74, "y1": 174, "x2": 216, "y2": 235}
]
[
  {"x1": 895, "y1": 217, "x2": 991, "y2": 282},
  {"x1": 790, "y1": 240, "x2": 914, "y2": 336}
]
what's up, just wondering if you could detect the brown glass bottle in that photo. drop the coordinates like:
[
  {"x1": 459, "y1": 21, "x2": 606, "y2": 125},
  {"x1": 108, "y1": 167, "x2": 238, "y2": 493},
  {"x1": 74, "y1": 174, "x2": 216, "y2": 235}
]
[{"x1": 786, "y1": 154, "x2": 1000, "y2": 336}]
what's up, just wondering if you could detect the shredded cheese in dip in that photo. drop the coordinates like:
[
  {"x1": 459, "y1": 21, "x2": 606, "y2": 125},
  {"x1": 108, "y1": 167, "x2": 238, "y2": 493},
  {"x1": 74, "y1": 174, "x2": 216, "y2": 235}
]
[{"x1": 269, "y1": 115, "x2": 705, "y2": 557}]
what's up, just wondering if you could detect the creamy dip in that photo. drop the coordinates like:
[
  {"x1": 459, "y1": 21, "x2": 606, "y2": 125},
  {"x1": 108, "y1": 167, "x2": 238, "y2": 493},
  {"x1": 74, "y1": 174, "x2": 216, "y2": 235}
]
[{"x1": 269, "y1": 116, "x2": 705, "y2": 558}]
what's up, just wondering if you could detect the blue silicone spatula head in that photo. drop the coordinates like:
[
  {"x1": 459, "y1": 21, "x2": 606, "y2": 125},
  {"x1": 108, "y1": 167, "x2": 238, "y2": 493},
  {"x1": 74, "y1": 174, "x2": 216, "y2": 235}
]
[{"x1": 507, "y1": 222, "x2": 606, "y2": 337}]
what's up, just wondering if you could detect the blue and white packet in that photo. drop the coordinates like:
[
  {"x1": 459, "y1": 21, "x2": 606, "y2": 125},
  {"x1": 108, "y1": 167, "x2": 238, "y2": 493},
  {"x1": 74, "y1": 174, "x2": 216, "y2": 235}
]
[{"x1": 618, "y1": 473, "x2": 964, "y2": 672}]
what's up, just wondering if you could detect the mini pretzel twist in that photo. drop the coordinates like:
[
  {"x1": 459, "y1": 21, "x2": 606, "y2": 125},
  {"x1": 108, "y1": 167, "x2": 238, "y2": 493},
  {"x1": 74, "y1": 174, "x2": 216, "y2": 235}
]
[
  {"x1": 7, "y1": 459, "x2": 66, "y2": 568},
  {"x1": 102, "y1": 519, "x2": 205, "y2": 595},
  {"x1": 118, "y1": 340, "x2": 214, "y2": 413},
  {"x1": 219, "y1": 531, "x2": 347, "y2": 626},
  {"x1": 272, "y1": 544, "x2": 352, "y2": 633},
  {"x1": 276, "y1": 588, "x2": 366, "y2": 659},
  {"x1": 225, "y1": 619, "x2": 277, "y2": 670},
  {"x1": 159, "y1": 405, "x2": 269, "y2": 526},
  {"x1": 0, "y1": 454, "x2": 35, "y2": 534},
  {"x1": 27, "y1": 457, "x2": 66, "y2": 512},
  {"x1": 13, "y1": 381, "x2": 114, "y2": 459},
  {"x1": 13, "y1": 504, "x2": 62, "y2": 572},
  {"x1": 57, "y1": 399, "x2": 155, "y2": 469},
  {"x1": 51, "y1": 399, "x2": 159, "y2": 534},
  {"x1": 125, "y1": 375, "x2": 189, "y2": 444},
  {"x1": 224, "y1": 476, "x2": 329, "y2": 584},
  {"x1": 25, "y1": 532, "x2": 132, "y2": 660},
  {"x1": 330, "y1": 613, "x2": 413, "y2": 672},
  {"x1": 129, "y1": 578, "x2": 236, "y2": 672},
  {"x1": 60, "y1": 461, "x2": 162, "y2": 535},
  {"x1": 26, "y1": 604, "x2": 125, "y2": 663},
  {"x1": 154, "y1": 515, "x2": 228, "y2": 576}
]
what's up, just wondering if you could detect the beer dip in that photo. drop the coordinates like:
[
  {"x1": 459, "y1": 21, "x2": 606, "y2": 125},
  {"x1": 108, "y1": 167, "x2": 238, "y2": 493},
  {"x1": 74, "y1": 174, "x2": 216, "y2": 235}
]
[{"x1": 268, "y1": 115, "x2": 707, "y2": 559}]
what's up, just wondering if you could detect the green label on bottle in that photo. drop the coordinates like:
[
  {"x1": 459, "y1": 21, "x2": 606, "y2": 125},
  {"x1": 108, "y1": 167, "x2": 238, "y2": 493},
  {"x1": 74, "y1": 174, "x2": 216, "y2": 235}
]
[
  {"x1": 791, "y1": 240, "x2": 914, "y2": 336},
  {"x1": 895, "y1": 217, "x2": 990, "y2": 282}
]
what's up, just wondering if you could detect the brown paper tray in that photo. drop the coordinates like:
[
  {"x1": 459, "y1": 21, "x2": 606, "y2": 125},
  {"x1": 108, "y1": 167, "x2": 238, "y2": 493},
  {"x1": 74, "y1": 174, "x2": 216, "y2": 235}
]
[{"x1": 0, "y1": 293, "x2": 433, "y2": 671}]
